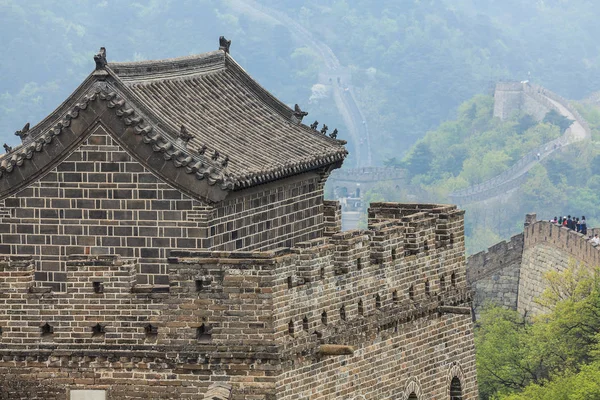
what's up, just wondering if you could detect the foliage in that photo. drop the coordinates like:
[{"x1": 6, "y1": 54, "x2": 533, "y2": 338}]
[
  {"x1": 476, "y1": 264, "x2": 600, "y2": 400},
  {"x1": 542, "y1": 109, "x2": 574, "y2": 134}
]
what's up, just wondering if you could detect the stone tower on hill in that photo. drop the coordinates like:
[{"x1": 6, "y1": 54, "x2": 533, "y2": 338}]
[{"x1": 0, "y1": 41, "x2": 478, "y2": 399}]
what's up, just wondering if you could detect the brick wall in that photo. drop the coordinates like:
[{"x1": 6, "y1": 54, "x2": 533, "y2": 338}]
[
  {"x1": 205, "y1": 172, "x2": 326, "y2": 251},
  {"x1": 517, "y1": 218, "x2": 600, "y2": 315},
  {"x1": 0, "y1": 203, "x2": 478, "y2": 399},
  {"x1": 466, "y1": 233, "x2": 524, "y2": 317},
  {"x1": 270, "y1": 205, "x2": 477, "y2": 399},
  {"x1": 0, "y1": 129, "x2": 328, "y2": 290},
  {"x1": 0, "y1": 252, "x2": 278, "y2": 399}
]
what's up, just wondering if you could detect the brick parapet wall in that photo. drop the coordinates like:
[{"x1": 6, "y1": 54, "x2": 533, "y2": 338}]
[
  {"x1": 523, "y1": 219, "x2": 600, "y2": 266},
  {"x1": 269, "y1": 204, "x2": 476, "y2": 399},
  {"x1": 0, "y1": 203, "x2": 477, "y2": 399},
  {"x1": 466, "y1": 233, "x2": 524, "y2": 316},
  {"x1": 517, "y1": 218, "x2": 600, "y2": 315},
  {"x1": 323, "y1": 200, "x2": 342, "y2": 237}
]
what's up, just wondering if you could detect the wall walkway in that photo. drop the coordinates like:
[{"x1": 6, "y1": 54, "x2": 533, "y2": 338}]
[{"x1": 450, "y1": 84, "x2": 591, "y2": 204}]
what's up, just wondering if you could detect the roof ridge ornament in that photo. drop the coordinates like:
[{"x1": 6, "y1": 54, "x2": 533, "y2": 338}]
[
  {"x1": 3, "y1": 144, "x2": 12, "y2": 153},
  {"x1": 293, "y1": 104, "x2": 308, "y2": 123},
  {"x1": 15, "y1": 122, "x2": 30, "y2": 141},
  {"x1": 320, "y1": 124, "x2": 329, "y2": 135},
  {"x1": 330, "y1": 128, "x2": 338, "y2": 139},
  {"x1": 310, "y1": 120, "x2": 319, "y2": 130},
  {"x1": 219, "y1": 36, "x2": 231, "y2": 54},
  {"x1": 94, "y1": 47, "x2": 107, "y2": 70}
]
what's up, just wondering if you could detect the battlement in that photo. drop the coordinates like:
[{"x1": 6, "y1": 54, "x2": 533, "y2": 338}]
[
  {"x1": 0, "y1": 201, "x2": 476, "y2": 399},
  {"x1": 467, "y1": 233, "x2": 524, "y2": 283},
  {"x1": 0, "y1": 204, "x2": 469, "y2": 341},
  {"x1": 523, "y1": 217, "x2": 600, "y2": 266}
]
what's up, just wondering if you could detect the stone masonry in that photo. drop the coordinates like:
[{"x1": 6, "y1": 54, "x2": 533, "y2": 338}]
[
  {"x1": 466, "y1": 233, "x2": 523, "y2": 317},
  {"x1": 467, "y1": 213, "x2": 600, "y2": 317},
  {"x1": 0, "y1": 202, "x2": 478, "y2": 399},
  {"x1": 0, "y1": 44, "x2": 478, "y2": 399}
]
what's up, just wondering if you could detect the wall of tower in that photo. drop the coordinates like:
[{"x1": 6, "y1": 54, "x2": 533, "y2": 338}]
[
  {"x1": 466, "y1": 233, "x2": 524, "y2": 316},
  {"x1": 0, "y1": 202, "x2": 478, "y2": 400},
  {"x1": 493, "y1": 82, "x2": 525, "y2": 120},
  {"x1": 0, "y1": 130, "x2": 328, "y2": 290}
]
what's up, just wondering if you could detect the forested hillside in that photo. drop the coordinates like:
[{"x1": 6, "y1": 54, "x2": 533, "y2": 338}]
[
  {"x1": 372, "y1": 93, "x2": 600, "y2": 253},
  {"x1": 4, "y1": 0, "x2": 600, "y2": 159},
  {"x1": 4, "y1": 0, "x2": 600, "y2": 252},
  {"x1": 476, "y1": 264, "x2": 600, "y2": 399}
]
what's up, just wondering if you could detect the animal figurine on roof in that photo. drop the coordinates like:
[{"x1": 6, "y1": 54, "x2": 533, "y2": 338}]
[
  {"x1": 219, "y1": 36, "x2": 231, "y2": 54},
  {"x1": 293, "y1": 104, "x2": 308, "y2": 122},
  {"x1": 178, "y1": 125, "x2": 193, "y2": 143},
  {"x1": 15, "y1": 122, "x2": 30, "y2": 141},
  {"x1": 310, "y1": 121, "x2": 319, "y2": 130},
  {"x1": 94, "y1": 47, "x2": 107, "y2": 70},
  {"x1": 330, "y1": 128, "x2": 338, "y2": 139},
  {"x1": 320, "y1": 124, "x2": 329, "y2": 135}
]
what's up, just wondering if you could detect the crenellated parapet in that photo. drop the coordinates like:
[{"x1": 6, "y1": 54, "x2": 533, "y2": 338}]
[
  {"x1": 469, "y1": 213, "x2": 600, "y2": 318},
  {"x1": 0, "y1": 202, "x2": 476, "y2": 399}
]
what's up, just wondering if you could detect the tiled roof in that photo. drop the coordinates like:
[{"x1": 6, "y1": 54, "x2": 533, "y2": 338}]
[
  {"x1": 0, "y1": 47, "x2": 346, "y2": 202},
  {"x1": 108, "y1": 50, "x2": 347, "y2": 188}
]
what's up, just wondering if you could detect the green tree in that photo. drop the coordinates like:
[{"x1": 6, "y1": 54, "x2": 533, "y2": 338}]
[
  {"x1": 477, "y1": 264, "x2": 600, "y2": 399},
  {"x1": 404, "y1": 141, "x2": 432, "y2": 177}
]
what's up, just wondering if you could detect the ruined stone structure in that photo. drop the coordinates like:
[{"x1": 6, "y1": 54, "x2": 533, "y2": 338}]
[
  {"x1": 467, "y1": 214, "x2": 600, "y2": 317},
  {"x1": 0, "y1": 44, "x2": 477, "y2": 399}
]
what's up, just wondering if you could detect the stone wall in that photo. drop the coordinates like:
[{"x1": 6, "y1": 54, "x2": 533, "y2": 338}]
[
  {"x1": 493, "y1": 82, "x2": 525, "y2": 120},
  {"x1": 0, "y1": 252, "x2": 279, "y2": 399},
  {"x1": 467, "y1": 214, "x2": 600, "y2": 318},
  {"x1": 0, "y1": 203, "x2": 478, "y2": 399},
  {"x1": 0, "y1": 129, "x2": 328, "y2": 290},
  {"x1": 466, "y1": 233, "x2": 524, "y2": 316},
  {"x1": 271, "y1": 203, "x2": 478, "y2": 399},
  {"x1": 517, "y1": 218, "x2": 600, "y2": 315}
]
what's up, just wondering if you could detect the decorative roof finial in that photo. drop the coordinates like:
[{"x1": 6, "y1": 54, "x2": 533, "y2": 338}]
[
  {"x1": 198, "y1": 144, "x2": 207, "y2": 155},
  {"x1": 94, "y1": 47, "x2": 107, "y2": 70},
  {"x1": 212, "y1": 150, "x2": 220, "y2": 161},
  {"x1": 15, "y1": 122, "x2": 30, "y2": 141},
  {"x1": 320, "y1": 124, "x2": 329, "y2": 135},
  {"x1": 221, "y1": 155, "x2": 229, "y2": 167},
  {"x1": 219, "y1": 36, "x2": 231, "y2": 54},
  {"x1": 330, "y1": 128, "x2": 338, "y2": 139},
  {"x1": 293, "y1": 104, "x2": 308, "y2": 122},
  {"x1": 310, "y1": 120, "x2": 319, "y2": 130},
  {"x1": 178, "y1": 125, "x2": 193, "y2": 144},
  {"x1": 3, "y1": 144, "x2": 12, "y2": 153}
]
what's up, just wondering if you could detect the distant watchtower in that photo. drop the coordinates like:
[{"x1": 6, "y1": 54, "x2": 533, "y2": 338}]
[{"x1": 493, "y1": 81, "x2": 525, "y2": 120}]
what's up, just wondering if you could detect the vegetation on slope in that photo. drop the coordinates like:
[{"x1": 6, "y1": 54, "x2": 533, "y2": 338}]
[
  {"x1": 476, "y1": 264, "x2": 600, "y2": 400},
  {"x1": 5, "y1": 0, "x2": 600, "y2": 159}
]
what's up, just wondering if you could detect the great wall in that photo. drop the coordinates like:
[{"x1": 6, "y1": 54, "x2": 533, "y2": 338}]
[
  {"x1": 467, "y1": 214, "x2": 600, "y2": 317},
  {"x1": 231, "y1": 0, "x2": 373, "y2": 168},
  {"x1": 327, "y1": 80, "x2": 593, "y2": 231},
  {"x1": 448, "y1": 82, "x2": 591, "y2": 204}
]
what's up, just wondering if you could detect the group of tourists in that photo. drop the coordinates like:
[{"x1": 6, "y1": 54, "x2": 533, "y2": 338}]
[
  {"x1": 551, "y1": 215, "x2": 587, "y2": 235},
  {"x1": 550, "y1": 215, "x2": 600, "y2": 245}
]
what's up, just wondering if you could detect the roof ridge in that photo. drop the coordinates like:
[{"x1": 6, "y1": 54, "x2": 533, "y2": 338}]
[{"x1": 109, "y1": 50, "x2": 226, "y2": 82}]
